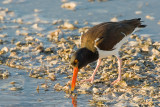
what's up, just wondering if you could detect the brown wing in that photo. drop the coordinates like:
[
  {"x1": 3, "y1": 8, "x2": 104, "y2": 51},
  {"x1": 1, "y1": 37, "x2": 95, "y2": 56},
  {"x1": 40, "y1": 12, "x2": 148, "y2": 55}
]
[
  {"x1": 95, "y1": 23, "x2": 135, "y2": 51},
  {"x1": 81, "y1": 22, "x2": 112, "y2": 52},
  {"x1": 81, "y1": 18, "x2": 146, "y2": 51}
]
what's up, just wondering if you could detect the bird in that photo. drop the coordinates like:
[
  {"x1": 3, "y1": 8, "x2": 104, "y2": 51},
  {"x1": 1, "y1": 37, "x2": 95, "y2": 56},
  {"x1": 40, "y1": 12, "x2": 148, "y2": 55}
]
[{"x1": 70, "y1": 18, "x2": 146, "y2": 91}]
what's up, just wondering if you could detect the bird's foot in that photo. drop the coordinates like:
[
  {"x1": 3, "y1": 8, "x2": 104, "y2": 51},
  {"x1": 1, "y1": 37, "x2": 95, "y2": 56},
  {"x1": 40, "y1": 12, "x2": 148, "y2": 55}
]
[
  {"x1": 111, "y1": 78, "x2": 121, "y2": 85},
  {"x1": 80, "y1": 76, "x2": 94, "y2": 83}
]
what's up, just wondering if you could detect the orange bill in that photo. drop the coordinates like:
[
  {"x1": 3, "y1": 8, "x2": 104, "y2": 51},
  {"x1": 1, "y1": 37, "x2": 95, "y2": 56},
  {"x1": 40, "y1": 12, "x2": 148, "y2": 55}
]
[{"x1": 71, "y1": 67, "x2": 79, "y2": 91}]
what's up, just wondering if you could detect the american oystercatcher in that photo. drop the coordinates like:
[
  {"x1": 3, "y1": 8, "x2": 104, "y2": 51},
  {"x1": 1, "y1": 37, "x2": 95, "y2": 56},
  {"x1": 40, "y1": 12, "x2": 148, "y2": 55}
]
[{"x1": 70, "y1": 18, "x2": 146, "y2": 91}]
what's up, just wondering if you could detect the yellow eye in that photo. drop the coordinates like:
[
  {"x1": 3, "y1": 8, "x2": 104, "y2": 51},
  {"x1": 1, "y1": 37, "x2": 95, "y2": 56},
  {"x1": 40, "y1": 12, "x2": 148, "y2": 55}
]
[{"x1": 74, "y1": 59, "x2": 78, "y2": 63}]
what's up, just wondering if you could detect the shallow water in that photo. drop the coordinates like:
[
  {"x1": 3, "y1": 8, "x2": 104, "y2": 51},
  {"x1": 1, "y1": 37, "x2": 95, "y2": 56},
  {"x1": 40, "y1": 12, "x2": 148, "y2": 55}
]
[
  {"x1": 0, "y1": 0, "x2": 160, "y2": 106},
  {"x1": 0, "y1": 65, "x2": 92, "y2": 107}
]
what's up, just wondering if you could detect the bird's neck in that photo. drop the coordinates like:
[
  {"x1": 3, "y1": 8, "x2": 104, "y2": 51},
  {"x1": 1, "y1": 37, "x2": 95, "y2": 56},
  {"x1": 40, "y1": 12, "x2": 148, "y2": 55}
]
[{"x1": 83, "y1": 48, "x2": 99, "y2": 63}]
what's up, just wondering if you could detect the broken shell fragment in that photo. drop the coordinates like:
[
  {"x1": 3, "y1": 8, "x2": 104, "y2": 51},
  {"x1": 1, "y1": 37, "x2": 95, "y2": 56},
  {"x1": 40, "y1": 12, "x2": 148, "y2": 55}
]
[
  {"x1": 146, "y1": 15, "x2": 154, "y2": 20},
  {"x1": 48, "y1": 73, "x2": 56, "y2": 81},
  {"x1": 32, "y1": 24, "x2": 44, "y2": 31},
  {"x1": 9, "y1": 86, "x2": 22, "y2": 91},
  {"x1": 60, "y1": 22, "x2": 77, "y2": 30},
  {"x1": 61, "y1": 2, "x2": 77, "y2": 10},
  {"x1": 54, "y1": 83, "x2": 63, "y2": 91},
  {"x1": 110, "y1": 17, "x2": 118, "y2": 22},
  {"x1": 10, "y1": 81, "x2": 16, "y2": 84}
]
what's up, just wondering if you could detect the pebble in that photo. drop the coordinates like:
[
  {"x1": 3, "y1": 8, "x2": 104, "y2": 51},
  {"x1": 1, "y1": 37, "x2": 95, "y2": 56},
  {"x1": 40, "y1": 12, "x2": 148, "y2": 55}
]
[
  {"x1": 60, "y1": 22, "x2": 77, "y2": 30},
  {"x1": 16, "y1": 30, "x2": 28, "y2": 36},
  {"x1": 114, "y1": 81, "x2": 128, "y2": 87},
  {"x1": 128, "y1": 41, "x2": 138, "y2": 46},
  {"x1": 54, "y1": 83, "x2": 63, "y2": 91},
  {"x1": 0, "y1": 70, "x2": 10, "y2": 79},
  {"x1": 48, "y1": 73, "x2": 56, "y2": 81},
  {"x1": 25, "y1": 36, "x2": 34, "y2": 41},
  {"x1": 1, "y1": 47, "x2": 9, "y2": 53},
  {"x1": 92, "y1": 87, "x2": 100, "y2": 94},
  {"x1": 78, "y1": 26, "x2": 90, "y2": 34},
  {"x1": 133, "y1": 74, "x2": 147, "y2": 80},
  {"x1": 2, "y1": 0, "x2": 12, "y2": 4},
  {"x1": 62, "y1": 85, "x2": 70, "y2": 92},
  {"x1": 0, "y1": 15, "x2": 4, "y2": 20},
  {"x1": 41, "y1": 83, "x2": 49, "y2": 89},
  {"x1": 133, "y1": 95, "x2": 144, "y2": 103},
  {"x1": 35, "y1": 45, "x2": 44, "y2": 52},
  {"x1": 10, "y1": 81, "x2": 16, "y2": 84},
  {"x1": 142, "y1": 45, "x2": 150, "y2": 52},
  {"x1": 61, "y1": 2, "x2": 77, "y2": 10},
  {"x1": 158, "y1": 21, "x2": 160, "y2": 25},
  {"x1": 0, "y1": 39, "x2": 3, "y2": 44},
  {"x1": 52, "y1": 19, "x2": 63, "y2": 25},
  {"x1": 146, "y1": 15, "x2": 155, "y2": 20},
  {"x1": 151, "y1": 48, "x2": 160, "y2": 55},
  {"x1": 47, "y1": 29, "x2": 63, "y2": 41},
  {"x1": 128, "y1": 60, "x2": 138, "y2": 66},
  {"x1": 9, "y1": 86, "x2": 22, "y2": 91},
  {"x1": 135, "y1": 11, "x2": 142, "y2": 15},
  {"x1": 110, "y1": 17, "x2": 118, "y2": 22},
  {"x1": 0, "y1": 34, "x2": 7, "y2": 38},
  {"x1": 32, "y1": 24, "x2": 44, "y2": 31},
  {"x1": 77, "y1": 83, "x2": 92, "y2": 94},
  {"x1": 16, "y1": 18, "x2": 23, "y2": 24},
  {"x1": 88, "y1": 0, "x2": 95, "y2": 2},
  {"x1": 34, "y1": 9, "x2": 41, "y2": 13},
  {"x1": 97, "y1": 0, "x2": 108, "y2": 2}
]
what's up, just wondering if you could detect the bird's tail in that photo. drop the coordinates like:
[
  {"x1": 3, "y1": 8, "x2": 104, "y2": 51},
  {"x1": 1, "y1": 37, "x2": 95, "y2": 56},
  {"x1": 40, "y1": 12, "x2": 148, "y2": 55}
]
[
  {"x1": 122, "y1": 18, "x2": 147, "y2": 28},
  {"x1": 137, "y1": 18, "x2": 147, "y2": 28}
]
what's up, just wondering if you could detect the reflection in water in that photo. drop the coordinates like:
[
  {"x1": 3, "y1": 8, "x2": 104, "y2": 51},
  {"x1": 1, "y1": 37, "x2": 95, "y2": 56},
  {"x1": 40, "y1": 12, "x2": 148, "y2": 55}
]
[
  {"x1": 71, "y1": 95, "x2": 77, "y2": 107},
  {"x1": 36, "y1": 85, "x2": 39, "y2": 93}
]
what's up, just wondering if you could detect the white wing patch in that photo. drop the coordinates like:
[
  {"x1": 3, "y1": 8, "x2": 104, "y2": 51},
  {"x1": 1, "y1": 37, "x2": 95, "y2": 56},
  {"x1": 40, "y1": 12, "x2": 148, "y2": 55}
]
[
  {"x1": 95, "y1": 37, "x2": 100, "y2": 43},
  {"x1": 133, "y1": 27, "x2": 141, "y2": 33},
  {"x1": 113, "y1": 33, "x2": 130, "y2": 50},
  {"x1": 94, "y1": 28, "x2": 138, "y2": 59},
  {"x1": 121, "y1": 32, "x2": 126, "y2": 36},
  {"x1": 96, "y1": 46, "x2": 119, "y2": 58},
  {"x1": 80, "y1": 35, "x2": 82, "y2": 45},
  {"x1": 95, "y1": 32, "x2": 131, "y2": 59}
]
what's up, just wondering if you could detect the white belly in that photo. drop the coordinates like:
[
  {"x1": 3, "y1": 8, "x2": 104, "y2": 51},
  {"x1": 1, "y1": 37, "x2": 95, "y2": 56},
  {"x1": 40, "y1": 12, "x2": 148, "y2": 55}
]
[{"x1": 96, "y1": 34, "x2": 131, "y2": 59}]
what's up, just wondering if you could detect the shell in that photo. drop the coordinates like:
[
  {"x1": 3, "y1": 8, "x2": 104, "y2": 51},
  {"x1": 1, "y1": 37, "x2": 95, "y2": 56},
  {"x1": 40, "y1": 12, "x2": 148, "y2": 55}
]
[
  {"x1": 61, "y1": 2, "x2": 77, "y2": 10},
  {"x1": 54, "y1": 83, "x2": 63, "y2": 91},
  {"x1": 9, "y1": 87, "x2": 22, "y2": 91}
]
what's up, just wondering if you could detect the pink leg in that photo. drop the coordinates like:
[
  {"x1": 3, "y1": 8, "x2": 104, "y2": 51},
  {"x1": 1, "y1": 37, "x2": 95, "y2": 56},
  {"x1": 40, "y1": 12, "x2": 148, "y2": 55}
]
[
  {"x1": 81, "y1": 59, "x2": 101, "y2": 83},
  {"x1": 111, "y1": 55, "x2": 122, "y2": 84}
]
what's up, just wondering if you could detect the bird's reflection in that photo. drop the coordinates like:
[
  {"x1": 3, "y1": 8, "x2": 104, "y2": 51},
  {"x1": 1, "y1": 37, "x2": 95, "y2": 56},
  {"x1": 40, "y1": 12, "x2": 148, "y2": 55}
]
[{"x1": 70, "y1": 95, "x2": 77, "y2": 107}]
